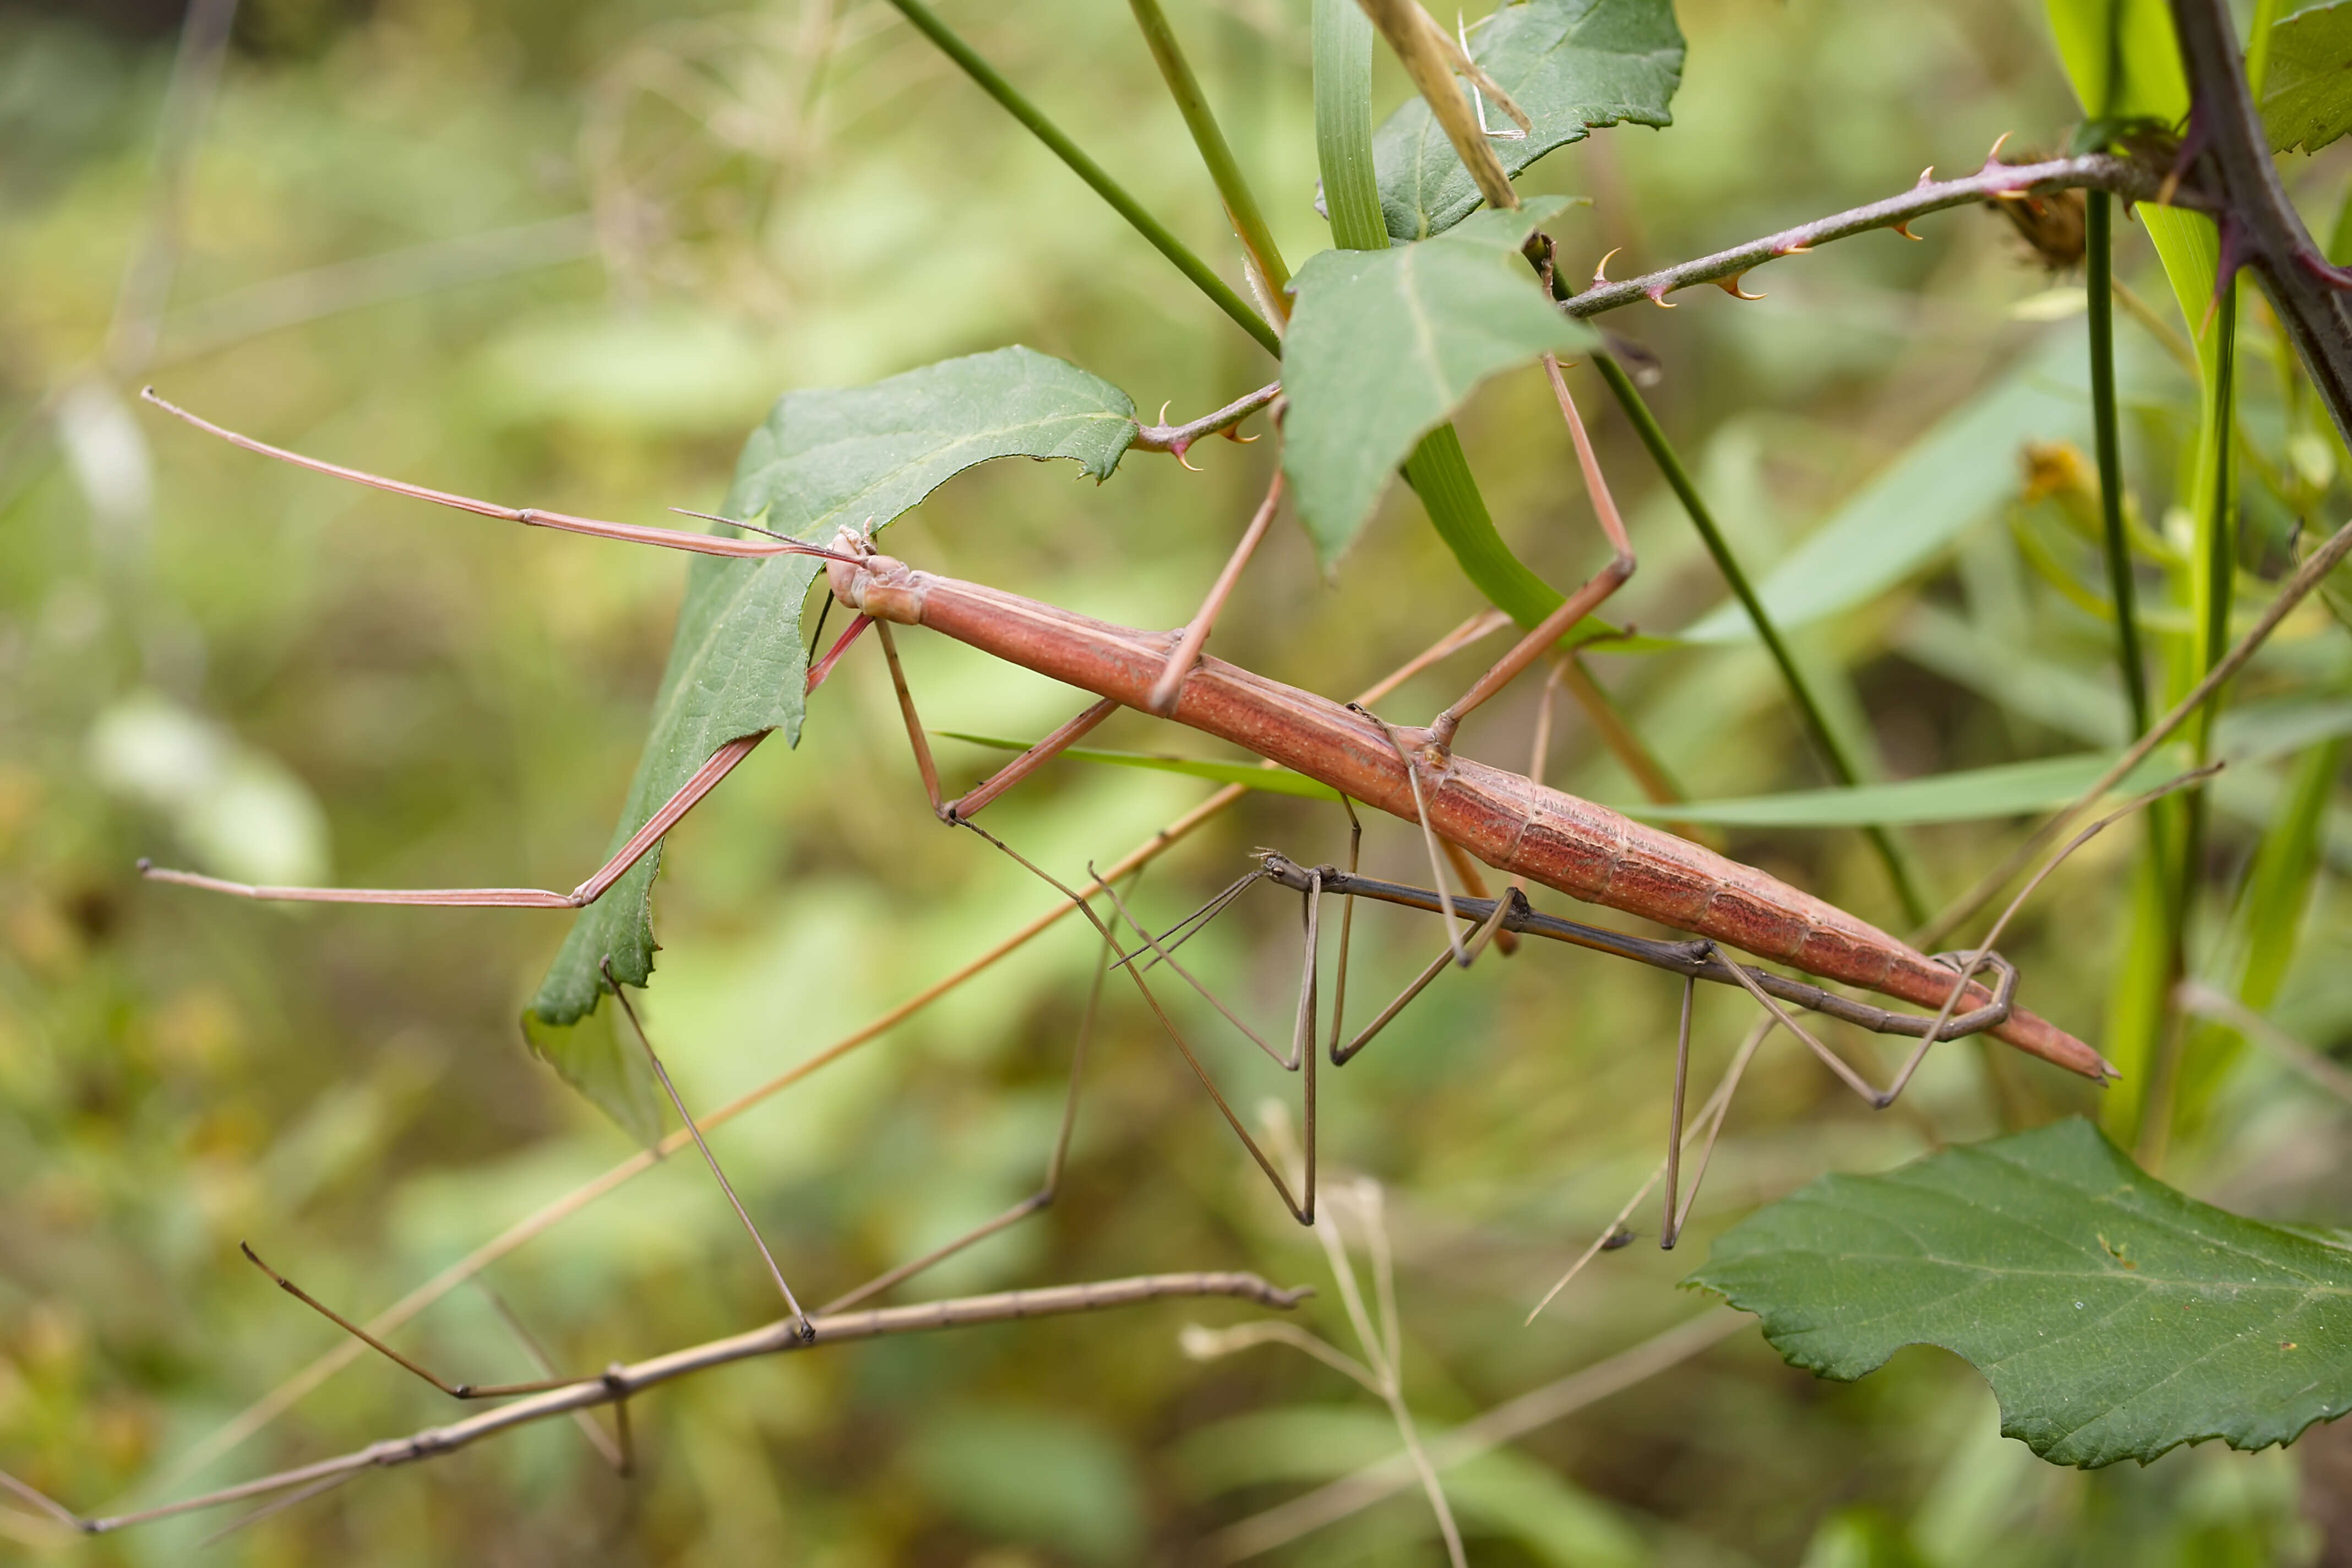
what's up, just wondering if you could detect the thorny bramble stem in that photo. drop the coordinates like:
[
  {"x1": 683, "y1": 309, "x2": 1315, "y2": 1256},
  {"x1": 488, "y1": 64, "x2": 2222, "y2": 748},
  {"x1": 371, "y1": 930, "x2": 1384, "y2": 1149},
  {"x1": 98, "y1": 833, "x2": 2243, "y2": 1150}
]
[
  {"x1": 1564, "y1": 151, "x2": 2182, "y2": 317},
  {"x1": 1132, "y1": 380, "x2": 1280, "y2": 463}
]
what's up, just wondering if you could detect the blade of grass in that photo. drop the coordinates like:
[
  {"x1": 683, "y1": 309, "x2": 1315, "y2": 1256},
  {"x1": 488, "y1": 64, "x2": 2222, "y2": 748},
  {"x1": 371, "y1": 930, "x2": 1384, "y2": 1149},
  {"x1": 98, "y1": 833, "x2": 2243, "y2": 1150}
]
[
  {"x1": 1588, "y1": 353, "x2": 1932, "y2": 927},
  {"x1": 884, "y1": 0, "x2": 1280, "y2": 356},
  {"x1": 937, "y1": 732, "x2": 1340, "y2": 798},
  {"x1": 1127, "y1": 0, "x2": 1290, "y2": 308},
  {"x1": 2127, "y1": 206, "x2": 2236, "y2": 1161},
  {"x1": 2175, "y1": 734, "x2": 2344, "y2": 1131}
]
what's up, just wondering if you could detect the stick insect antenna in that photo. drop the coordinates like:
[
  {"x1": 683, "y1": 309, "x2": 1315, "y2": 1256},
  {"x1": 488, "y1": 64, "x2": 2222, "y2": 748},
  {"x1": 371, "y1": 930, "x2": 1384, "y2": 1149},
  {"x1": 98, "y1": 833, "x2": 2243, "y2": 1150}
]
[
  {"x1": 1097, "y1": 873, "x2": 1291, "y2": 1069},
  {"x1": 140, "y1": 388, "x2": 860, "y2": 563},
  {"x1": 1109, "y1": 867, "x2": 1265, "y2": 974},
  {"x1": 605, "y1": 961, "x2": 814, "y2": 1342}
]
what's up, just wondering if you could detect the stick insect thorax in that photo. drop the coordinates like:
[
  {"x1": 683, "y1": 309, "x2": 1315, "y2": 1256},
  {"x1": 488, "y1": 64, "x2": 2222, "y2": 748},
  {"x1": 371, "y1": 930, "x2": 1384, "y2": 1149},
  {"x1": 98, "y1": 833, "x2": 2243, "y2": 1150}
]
[{"x1": 824, "y1": 535, "x2": 2111, "y2": 1084}]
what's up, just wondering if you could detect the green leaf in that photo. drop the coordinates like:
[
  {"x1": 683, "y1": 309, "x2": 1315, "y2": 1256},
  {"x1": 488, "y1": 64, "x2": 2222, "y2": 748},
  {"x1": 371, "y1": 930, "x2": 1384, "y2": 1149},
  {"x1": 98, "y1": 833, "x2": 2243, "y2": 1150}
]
[
  {"x1": 1612, "y1": 748, "x2": 2191, "y2": 828},
  {"x1": 2043, "y1": 0, "x2": 2188, "y2": 122},
  {"x1": 1688, "y1": 1119, "x2": 2352, "y2": 1468},
  {"x1": 1282, "y1": 197, "x2": 1596, "y2": 565},
  {"x1": 935, "y1": 733, "x2": 1341, "y2": 799},
  {"x1": 2264, "y1": 2, "x2": 2352, "y2": 153},
  {"x1": 1680, "y1": 335, "x2": 2096, "y2": 642},
  {"x1": 525, "y1": 347, "x2": 1137, "y2": 1135},
  {"x1": 1371, "y1": 0, "x2": 1684, "y2": 243}
]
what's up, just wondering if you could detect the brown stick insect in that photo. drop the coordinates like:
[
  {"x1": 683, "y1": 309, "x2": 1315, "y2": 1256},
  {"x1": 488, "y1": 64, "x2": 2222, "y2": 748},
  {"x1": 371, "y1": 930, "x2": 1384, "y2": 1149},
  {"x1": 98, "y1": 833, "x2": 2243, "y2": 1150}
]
[{"x1": 128, "y1": 363, "x2": 2114, "y2": 1244}]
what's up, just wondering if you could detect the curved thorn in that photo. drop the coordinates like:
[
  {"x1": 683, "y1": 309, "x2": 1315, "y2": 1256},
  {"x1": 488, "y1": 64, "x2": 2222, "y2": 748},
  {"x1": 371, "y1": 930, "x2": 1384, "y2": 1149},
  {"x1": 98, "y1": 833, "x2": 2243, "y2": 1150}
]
[
  {"x1": 1915, "y1": 164, "x2": 1935, "y2": 188},
  {"x1": 1592, "y1": 246, "x2": 1622, "y2": 286},
  {"x1": 1714, "y1": 272, "x2": 1765, "y2": 301},
  {"x1": 1985, "y1": 130, "x2": 2012, "y2": 166},
  {"x1": 1892, "y1": 220, "x2": 1921, "y2": 241}
]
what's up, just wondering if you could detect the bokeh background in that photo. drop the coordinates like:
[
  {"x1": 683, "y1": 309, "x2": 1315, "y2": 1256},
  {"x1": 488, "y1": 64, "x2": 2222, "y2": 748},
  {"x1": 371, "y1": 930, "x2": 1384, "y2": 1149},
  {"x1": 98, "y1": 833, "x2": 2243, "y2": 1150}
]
[{"x1": 4, "y1": 0, "x2": 2351, "y2": 1561}]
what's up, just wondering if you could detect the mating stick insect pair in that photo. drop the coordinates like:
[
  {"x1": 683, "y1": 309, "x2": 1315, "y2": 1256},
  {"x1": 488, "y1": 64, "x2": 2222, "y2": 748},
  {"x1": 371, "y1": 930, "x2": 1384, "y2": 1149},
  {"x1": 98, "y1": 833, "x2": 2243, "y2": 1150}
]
[{"x1": 134, "y1": 347, "x2": 2114, "y2": 1291}]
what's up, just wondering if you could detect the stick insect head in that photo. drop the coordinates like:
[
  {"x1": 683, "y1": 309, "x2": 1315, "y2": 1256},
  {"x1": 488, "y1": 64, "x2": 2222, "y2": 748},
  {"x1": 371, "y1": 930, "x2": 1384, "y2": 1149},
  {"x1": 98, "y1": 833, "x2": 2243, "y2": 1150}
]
[{"x1": 825, "y1": 526, "x2": 925, "y2": 626}]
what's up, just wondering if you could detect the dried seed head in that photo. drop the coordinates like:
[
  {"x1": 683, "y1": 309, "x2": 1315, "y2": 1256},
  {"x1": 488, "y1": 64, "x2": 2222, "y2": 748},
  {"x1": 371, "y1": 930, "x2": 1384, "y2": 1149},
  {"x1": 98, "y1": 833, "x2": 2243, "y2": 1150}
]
[{"x1": 1982, "y1": 149, "x2": 2086, "y2": 270}]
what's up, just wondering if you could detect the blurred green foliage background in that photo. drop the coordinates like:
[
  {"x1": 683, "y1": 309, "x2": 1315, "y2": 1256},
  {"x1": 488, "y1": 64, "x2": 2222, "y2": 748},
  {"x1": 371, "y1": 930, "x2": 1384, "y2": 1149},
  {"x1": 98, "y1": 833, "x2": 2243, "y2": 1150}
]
[{"x1": 4, "y1": 0, "x2": 2351, "y2": 1561}]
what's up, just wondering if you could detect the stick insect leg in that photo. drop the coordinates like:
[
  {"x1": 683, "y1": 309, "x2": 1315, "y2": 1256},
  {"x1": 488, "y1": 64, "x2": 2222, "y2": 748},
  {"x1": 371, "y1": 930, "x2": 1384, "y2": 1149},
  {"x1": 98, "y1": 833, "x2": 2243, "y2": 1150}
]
[
  {"x1": 1325, "y1": 800, "x2": 1362, "y2": 1065},
  {"x1": 236, "y1": 1243, "x2": 591, "y2": 1400},
  {"x1": 1424, "y1": 357, "x2": 1635, "y2": 752},
  {"x1": 476, "y1": 1283, "x2": 627, "y2": 1472},
  {"x1": 955, "y1": 820, "x2": 1320, "y2": 1223},
  {"x1": 1660, "y1": 974, "x2": 1694, "y2": 1246},
  {"x1": 945, "y1": 699, "x2": 1121, "y2": 823},
  {"x1": 1355, "y1": 708, "x2": 1474, "y2": 968},
  {"x1": 1331, "y1": 892, "x2": 1516, "y2": 1065},
  {"x1": 141, "y1": 728, "x2": 771, "y2": 908},
  {"x1": 1664, "y1": 1012, "x2": 1776, "y2": 1247},
  {"x1": 606, "y1": 964, "x2": 814, "y2": 1341},
  {"x1": 1526, "y1": 1012, "x2": 1775, "y2": 1317},
  {"x1": 1441, "y1": 840, "x2": 1518, "y2": 957},
  {"x1": 1148, "y1": 470, "x2": 1283, "y2": 715},
  {"x1": 816, "y1": 906, "x2": 1115, "y2": 1315},
  {"x1": 1098, "y1": 874, "x2": 1288, "y2": 1067},
  {"x1": 875, "y1": 621, "x2": 946, "y2": 815},
  {"x1": 862, "y1": 612, "x2": 1121, "y2": 823}
]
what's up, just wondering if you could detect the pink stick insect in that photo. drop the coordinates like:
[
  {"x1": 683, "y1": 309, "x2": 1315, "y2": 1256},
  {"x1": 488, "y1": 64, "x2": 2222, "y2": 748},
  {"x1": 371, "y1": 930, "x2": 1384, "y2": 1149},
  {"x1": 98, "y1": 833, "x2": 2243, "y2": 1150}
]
[{"x1": 133, "y1": 374, "x2": 2110, "y2": 1242}]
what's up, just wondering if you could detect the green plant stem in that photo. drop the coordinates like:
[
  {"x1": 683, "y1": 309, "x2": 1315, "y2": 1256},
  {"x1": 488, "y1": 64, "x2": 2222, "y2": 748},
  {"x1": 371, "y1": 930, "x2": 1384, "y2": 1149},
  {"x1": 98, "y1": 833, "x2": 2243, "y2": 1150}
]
[
  {"x1": 2197, "y1": 287, "x2": 2239, "y2": 755},
  {"x1": 2087, "y1": 192, "x2": 2152, "y2": 737},
  {"x1": 1311, "y1": 0, "x2": 1569, "y2": 633},
  {"x1": 1591, "y1": 353, "x2": 1932, "y2": 928},
  {"x1": 2140, "y1": 269, "x2": 2237, "y2": 1157},
  {"x1": 885, "y1": 0, "x2": 1280, "y2": 356},
  {"x1": 1126, "y1": 0, "x2": 1290, "y2": 306}
]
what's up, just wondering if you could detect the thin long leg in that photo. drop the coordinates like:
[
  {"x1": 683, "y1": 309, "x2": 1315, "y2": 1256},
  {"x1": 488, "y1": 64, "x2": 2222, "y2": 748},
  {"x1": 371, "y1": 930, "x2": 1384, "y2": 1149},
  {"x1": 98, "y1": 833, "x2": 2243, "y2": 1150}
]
[
  {"x1": 1325, "y1": 801, "x2": 1362, "y2": 1065},
  {"x1": 197, "y1": 1467, "x2": 362, "y2": 1549},
  {"x1": 946, "y1": 699, "x2": 1120, "y2": 821},
  {"x1": 1664, "y1": 1013, "x2": 1775, "y2": 1245},
  {"x1": 0, "y1": 1466, "x2": 85, "y2": 1532},
  {"x1": 476, "y1": 1284, "x2": 627, "y2": 1472},
  {"x1": 1357, "y1": 708, "x2": 1472, "y2": 968},
  {"x1": 237, "y1": 1244, "x2": 589, "y2": 1399},
  {"x1": 1440, "y1": 840, "x2": 1517, "y2": 956},
  {"x1": 1149, "y1": 470, "x2": 1283, "y2": 715},
  {"x1": 1331, "y1": 894, "x2": 1515, "y2": 1066},
  {"x1": 1427, "y1": 357, "x2": 1636, "y2": 751},
  {"x1": 603, "y1": 1366, "x2": 635, "y2": 1478},
  {"x1": 1297, "y1": 870, "x2": 1322, "y2": 1219},
  {"x1": 1525, "y1": 1011, "x2": 1775, "y2": 1317},
  {"x1": 1660, "y1": 976, "x2": 1694, "y2": 1247},
  {"x1": 956, "y1": 820, "x2": 1318, "y2": 1223},
  {"x1": 141, "y1": 729, "x2": 769, "y2": 908},
  {"x1": 1712, "y1": 951, "x2": 1893, "y2": 1108},
  {"x1": 876, "y1": 621, "x2": 945, "y2": 814},
  {"x1": 143, "y1": 389, "x2": 855, "y2": 565},
  {"x1": 862, "y1": 608, "x2": 1124, "y2": 823},
  {"x1": 818, "y1": 910, "x2": 1113, "y2": 1314},
  {"x1": 1099, "y1": 876, "x2": 1287, "y2": 1068},
  {"x1": 607, "y1": 967, "x2": 813, "y2": 1341}
]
